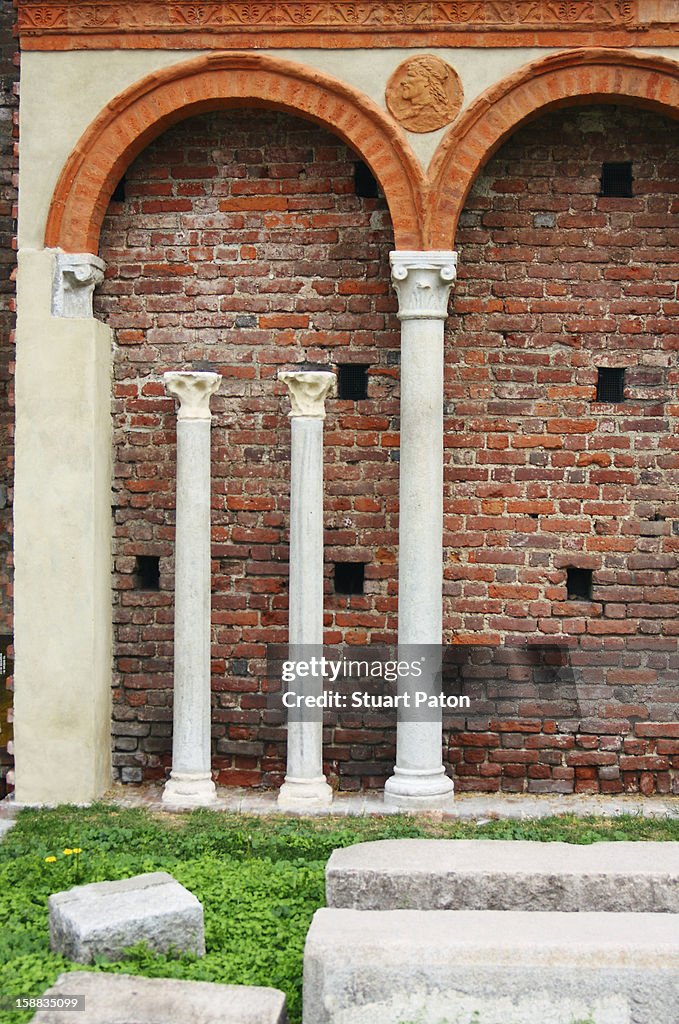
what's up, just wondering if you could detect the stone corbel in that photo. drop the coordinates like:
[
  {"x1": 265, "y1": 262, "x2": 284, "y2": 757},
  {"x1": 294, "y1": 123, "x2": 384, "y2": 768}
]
[
  {"x1": 389, "y1": 251, "x2": 458, "y2": 321},
  {"x1": 52, "y1": 252, "x2": 106, "y2": 318}
]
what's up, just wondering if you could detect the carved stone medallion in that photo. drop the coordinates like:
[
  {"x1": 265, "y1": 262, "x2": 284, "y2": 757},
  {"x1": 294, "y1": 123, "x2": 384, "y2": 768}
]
[{"x1": 386, "y1": 55, "x2": 463, "y2": 133}]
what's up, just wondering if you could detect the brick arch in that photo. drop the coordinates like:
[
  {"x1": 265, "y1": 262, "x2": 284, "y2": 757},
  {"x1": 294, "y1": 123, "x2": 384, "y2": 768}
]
[
  {"x1": 427, "y1": 49, "x2": 679, "y2": 249},
  {"x1": 45, "y1": 52, "x2": 426, "y2": 253}
]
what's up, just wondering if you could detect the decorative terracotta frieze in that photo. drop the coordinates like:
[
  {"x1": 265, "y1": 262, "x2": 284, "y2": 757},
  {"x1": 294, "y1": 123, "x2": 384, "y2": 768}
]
[
  {"x1": 17, "y1": 0, "x2": 639, "y2": 30},
  {"x1": 16, "y1": 0, "x2": 666, "y2": 50}
]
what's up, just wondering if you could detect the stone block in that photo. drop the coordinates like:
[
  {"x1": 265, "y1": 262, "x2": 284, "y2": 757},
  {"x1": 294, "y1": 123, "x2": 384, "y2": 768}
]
[
  {"x1": 29, "y1": 972, "x2": 287, "y2": 1024},
  {"x1": 48, "y1": 872, "x2": 204, "y2": 963},
  {"x1": 326, "y1": 838, "x2": 679, "y2": 912},
  {"x1": 0, "y1": 817, "x2": 15, "y2": 841},
  {"x1": 304, "y1": 907, "x2": 679, "y2": 1024}
]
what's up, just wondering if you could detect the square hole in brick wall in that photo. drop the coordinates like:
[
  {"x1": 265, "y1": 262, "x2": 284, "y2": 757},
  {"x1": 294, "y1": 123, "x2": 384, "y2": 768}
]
[
  {"x1": 596, "y1": 367, "x2": 626, "y2": 403},
  {"x1": 337, "y1": 364, "x2": 369, "y2": 401},
  {"x1": 135, "y1": 555, "x2": 160, "y2": 591},
  {"x1": 111, "y1": 174, "x2": 126, "y2": 202},
  {"x1": 600, "y1": 162, "x2": 633, "y2": 198},
  {"x1": 354, "y1": 161, "x2": 380, "y2": 199},
  {"x1": 567, "y1": 567, "x2": 592, "y2": 601},
  {"x1": 334, "y1": 562, "x2": 365, "y2": 595}
]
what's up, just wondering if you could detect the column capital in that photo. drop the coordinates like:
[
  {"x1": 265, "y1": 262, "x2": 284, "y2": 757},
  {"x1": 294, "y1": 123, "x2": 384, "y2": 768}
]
[
  {"x1": 52, "y1": 252, "x2": 106, "y2": 318},
  {"x1": 389, "y1": 250, "x2": 458, "y2": 321},
  {"x1": 279, "y1": 370, "x2": 336, "y2": 419},
  {"x1": 163, "y1": 371, "x2": 221, "y2": 420}
]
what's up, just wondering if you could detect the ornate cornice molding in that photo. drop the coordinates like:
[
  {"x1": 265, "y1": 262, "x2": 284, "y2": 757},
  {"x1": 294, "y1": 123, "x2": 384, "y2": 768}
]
[{"x1": 16, "y1": 0, "x2": 665, "y2": 51}]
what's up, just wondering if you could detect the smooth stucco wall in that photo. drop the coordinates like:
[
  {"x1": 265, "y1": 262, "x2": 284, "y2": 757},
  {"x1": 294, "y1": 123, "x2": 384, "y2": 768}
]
[{"x1": 13, "y1": 249, "x2": 113, "y2": 804}]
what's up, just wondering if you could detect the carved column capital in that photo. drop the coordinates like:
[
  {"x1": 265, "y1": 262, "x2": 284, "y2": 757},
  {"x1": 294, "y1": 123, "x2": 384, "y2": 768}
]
[
  {"x1": 163, "y1": 371, "x2": 221, "y2": 420},
  {"x1": 389, "y1": 251, "x2": 458, "y2": 321},
  {"x1": 52, "y1": 252, "x2": 106, "y2": 318},
  {"x1": 279, "y1": 370, "x2": 336, "y2": 419}
]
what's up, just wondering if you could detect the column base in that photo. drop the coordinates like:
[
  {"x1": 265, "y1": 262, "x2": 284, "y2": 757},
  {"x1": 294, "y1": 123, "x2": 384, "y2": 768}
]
[
  {"x1": 383, "y1": 767, "x2": 454, "y2": 811},
  {"x1": 161, "y1": 772, "x2": 217, "y2": 808},
  {"x1": 277, "y1": 775, "x2": 333, "y2": 811}
]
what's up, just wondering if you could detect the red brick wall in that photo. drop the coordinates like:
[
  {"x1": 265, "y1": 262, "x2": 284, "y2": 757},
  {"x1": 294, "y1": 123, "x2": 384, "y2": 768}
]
[
  {"x1": 0, "y1": 0, "x2": 15, "y2": 631},
  {"x1": 97, "y1": 102, "x2": 679, "y2": 796},
  {"x1": 95, "y1": 109, "x2": 399, "y2": 790},
  {"x1": 444, "y1": 105, "x2": 679, "y2": 795},
  {"x1": 0, "y1": 0, "x2": 17, "y2": 797}
]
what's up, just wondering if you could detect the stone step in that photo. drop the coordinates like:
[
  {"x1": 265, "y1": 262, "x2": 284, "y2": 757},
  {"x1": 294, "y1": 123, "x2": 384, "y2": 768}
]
[
  {"x1": 48, "y1": 871, "x2": 205, "y2": 963},
  {"x1": 326, "y1": 838, "x2": 679, "y2": 912},
  {"x1": 304, "y1": 907, "x2": 679, "y2": 1024},
  {"x1": 30, "y1": 972, "x2": 287, "y2": 1024}
]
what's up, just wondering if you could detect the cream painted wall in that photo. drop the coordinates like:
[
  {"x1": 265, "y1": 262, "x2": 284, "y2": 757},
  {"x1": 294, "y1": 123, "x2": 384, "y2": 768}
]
[
  {"x1": 13, "y1": 249, "x2": 113, "y2": 804},
  {"x1": 19, "y1": 50, "x2": 206, "y2": 251}
]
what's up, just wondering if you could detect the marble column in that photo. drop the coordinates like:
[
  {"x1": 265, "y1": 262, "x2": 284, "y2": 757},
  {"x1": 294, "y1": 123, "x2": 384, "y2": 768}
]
[
  {"x1": 162, "y1": 371, "x2": 221, "y2": 807},
  {"x1": 384, "y1": 251, "x2": 458, "y2": 810},
  {"x1": 278, "y1": 370, "x2": 335, "y2": 809}
]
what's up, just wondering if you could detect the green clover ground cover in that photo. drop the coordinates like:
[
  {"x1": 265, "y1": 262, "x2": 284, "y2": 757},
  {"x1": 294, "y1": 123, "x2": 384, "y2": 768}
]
[{"x1": 0, "y1": 805, "x2": 677, "y2": 1024}]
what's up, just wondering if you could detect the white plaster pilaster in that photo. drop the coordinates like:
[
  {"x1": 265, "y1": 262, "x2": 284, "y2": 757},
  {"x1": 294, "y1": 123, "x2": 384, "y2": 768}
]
[
  {"x1": 52, "y1": 252, "x2": 106, "y2": 318},
  {"x1": 162, "y1": 371, "x2": 221, "y2": 808},
  {"x1": 278, "y1": 371, "x2": 335, "y2": 810},
  {"x1": 13, "y1": 249, "x2": 113, "y2": 805},
  {"x1": 385, "y1": 251, "x2": 458, "y2": 810}
]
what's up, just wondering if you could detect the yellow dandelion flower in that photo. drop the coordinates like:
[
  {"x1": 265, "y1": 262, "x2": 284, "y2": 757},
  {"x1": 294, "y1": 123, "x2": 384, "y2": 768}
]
[
  {"x1": 63, "y1": 848, "x2": 73, "y2": 856},
  {"x1": 44, "y1": 856, "x2": 57, "y2": 863},
  {"x1": 72, "y1": 848, "x2": 82, "y2": 855}
]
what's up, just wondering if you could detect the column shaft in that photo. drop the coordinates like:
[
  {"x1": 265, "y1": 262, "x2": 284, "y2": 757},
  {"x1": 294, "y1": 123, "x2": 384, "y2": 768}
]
[
  {"x1": 289, "y1": 418, "x2": 324, "y2": 647},
  {"x1": 278, "y1": 371, "x2": 335, "y2": 809},
  {"x1": 285, "y1": 418, "x2": 324, "y2": 784},
  {"x1": 385, "y1": 251, "x2": 457, "y2": 810},
  {"x1": 399, "y1": 316, "x2": 444, "y2": 645},
  {"x1": 171, "y1": 419, "x2": 212, "y2": 776},
  {"x1": 162, "y1": 371, "x2": 221, "y2": 807}
]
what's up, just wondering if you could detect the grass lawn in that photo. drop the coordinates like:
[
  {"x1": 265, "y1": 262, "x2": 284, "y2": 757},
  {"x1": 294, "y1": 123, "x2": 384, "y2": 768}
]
[{"x1": 0, "y1": 805, "x2": 678, "y2": 1023}]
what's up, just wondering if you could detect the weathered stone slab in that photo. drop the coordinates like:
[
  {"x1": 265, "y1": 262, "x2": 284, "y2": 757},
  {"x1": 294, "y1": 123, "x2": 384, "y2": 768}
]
[
  {"x1": 48, "y1": 872, "x2": 204, "y2": 963},
  {"x1": 304, "y1": 907, "x2": 679, "y2": 1024},
  {"x1": 326, "y1": 838, "x2": 679, "y2": 912},
  {"x1": 29, "y1": 972, "x2": 287, "y2": 1024},
  {"x1": 0, "y1": 817, "x2": 15, "y2": 841}
]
